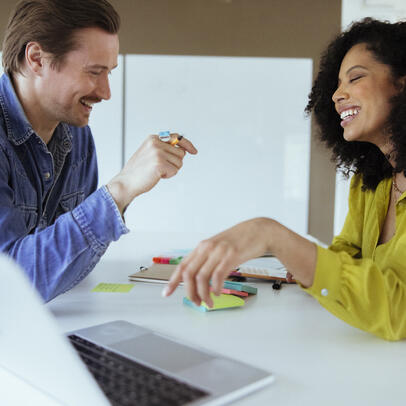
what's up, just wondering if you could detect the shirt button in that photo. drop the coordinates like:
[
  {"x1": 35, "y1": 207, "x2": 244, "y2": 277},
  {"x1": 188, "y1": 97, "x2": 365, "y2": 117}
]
[
  {"x1": 44, "y1": 172, "x2": 51, "y2": 180},
  {"x1": 321, "y1": 288, "x2": 329, "y2": 297}
]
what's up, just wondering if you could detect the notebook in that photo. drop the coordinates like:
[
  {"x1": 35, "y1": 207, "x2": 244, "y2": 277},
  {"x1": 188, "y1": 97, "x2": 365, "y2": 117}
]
[
  {"x1": 237, "y1": 257, "x2": 295, "y2": 282},
  {"x1": 129, "y1": 263, "x2": 179, "y2": 284},
  {"x1": 130, "y1": 257, "x2": 295, "y2": 284},
  {"x1": 0, "y1": 254, "x2": 274, "y2": 406}
]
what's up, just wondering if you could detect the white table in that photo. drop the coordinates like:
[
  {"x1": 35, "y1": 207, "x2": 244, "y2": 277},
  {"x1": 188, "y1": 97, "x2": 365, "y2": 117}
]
[{"x1": 46, "y1": 231, "x2": 406, "y2": 406}]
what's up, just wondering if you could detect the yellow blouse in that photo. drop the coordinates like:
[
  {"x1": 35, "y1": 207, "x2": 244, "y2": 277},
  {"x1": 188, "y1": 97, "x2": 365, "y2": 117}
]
[{"x1": 304, "y1": 174, "x2": 406, "y2": 340}]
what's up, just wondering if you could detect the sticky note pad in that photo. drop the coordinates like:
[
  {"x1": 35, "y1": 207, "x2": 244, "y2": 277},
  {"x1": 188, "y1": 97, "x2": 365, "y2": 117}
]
[
  {"x1": 210, "y1": 287, "x2": 248, "y2": 297},
  {"x1": 220, "y1": 288, "x2": 249, "y2": 297},
  {"x1": 223, "y1": 281, "x2": 257, "y2": 295},
  {"x1": 92, "y1": 283, "x2": 134, "y2": 293},
  {"x1": 183, "y1": 293, "x2": 245, "y2": 312}
]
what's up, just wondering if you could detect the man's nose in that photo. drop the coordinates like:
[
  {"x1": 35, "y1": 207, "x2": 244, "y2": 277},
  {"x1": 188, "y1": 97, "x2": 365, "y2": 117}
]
[{"x1": 97, "y1": 74, "x2": 111, "y2": 101}]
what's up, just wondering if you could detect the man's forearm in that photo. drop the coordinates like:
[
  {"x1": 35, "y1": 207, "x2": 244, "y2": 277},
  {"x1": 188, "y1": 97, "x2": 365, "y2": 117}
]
[{"x1": 2, "y1": 187, "x2": 128, "y2": 301}]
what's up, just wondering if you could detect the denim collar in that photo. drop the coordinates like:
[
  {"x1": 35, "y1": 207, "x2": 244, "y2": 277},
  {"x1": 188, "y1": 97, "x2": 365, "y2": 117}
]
[{"x1": 0, "y1": 73, "x2": 72, "y2": 152}]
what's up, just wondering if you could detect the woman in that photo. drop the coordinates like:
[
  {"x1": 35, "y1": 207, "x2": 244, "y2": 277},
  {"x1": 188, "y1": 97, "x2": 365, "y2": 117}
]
[{"x1": 163, "y1": 18, "x2": 406, "y2": 341}]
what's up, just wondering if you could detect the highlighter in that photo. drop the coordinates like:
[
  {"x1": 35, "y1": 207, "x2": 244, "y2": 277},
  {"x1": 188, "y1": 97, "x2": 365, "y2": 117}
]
[
  {"x1": 158, "y1": 131, "x2": 183, "y2": 146},
  {"x1": 170, "y1": 135, "x2": 183, "y2": 146}
]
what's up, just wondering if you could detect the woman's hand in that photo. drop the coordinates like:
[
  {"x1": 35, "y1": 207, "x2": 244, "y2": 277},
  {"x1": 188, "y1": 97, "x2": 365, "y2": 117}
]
[
  {"x1": 163, "y1": 218, "x2": 273, "y2": 307},
  {"x1": 162, "y1": 217, "x2": 318, "y2": 306}
]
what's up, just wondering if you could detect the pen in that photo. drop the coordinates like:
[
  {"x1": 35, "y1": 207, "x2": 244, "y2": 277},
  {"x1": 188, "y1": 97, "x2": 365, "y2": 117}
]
[{"x1": 272, "y1": 280, "x2": 282, "y2": 290}]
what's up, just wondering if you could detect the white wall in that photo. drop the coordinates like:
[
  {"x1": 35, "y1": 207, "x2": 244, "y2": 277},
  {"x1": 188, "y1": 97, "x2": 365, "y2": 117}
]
[
  {"x1": 122, "y1": 55, "x2": 312, "y2": 236},
  {"x1": 88, "y1": 55, "x2": 124, "y2": 187},
  {"x1": 334, "y1": 0, "x2": 406, "y2": 236},
  {"x1": 343, "y1": 0, "x2": 406, "y2": 26}
]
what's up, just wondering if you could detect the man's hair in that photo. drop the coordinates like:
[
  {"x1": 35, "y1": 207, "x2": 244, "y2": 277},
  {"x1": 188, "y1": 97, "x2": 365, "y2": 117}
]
[
  {"x1": 2, "y1": 0, "x2": 120, "y2": 75},
  {"x1": 305, "y1": 18, "x2": 406, "y2": 190}
]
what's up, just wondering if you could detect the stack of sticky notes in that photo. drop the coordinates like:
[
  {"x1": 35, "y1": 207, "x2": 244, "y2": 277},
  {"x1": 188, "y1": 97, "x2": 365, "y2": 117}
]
[
  {"x1": 183, "y1": 281, "x2": 257, "y2": 312},
  {"x1": 223, "y1": 280, "x2": 257, "y2": 295}
]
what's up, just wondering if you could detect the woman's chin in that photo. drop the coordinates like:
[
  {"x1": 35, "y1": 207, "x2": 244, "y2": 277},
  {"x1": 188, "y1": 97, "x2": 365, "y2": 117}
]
[
  {"x1": 342, "y1": 129, "x2": 365, "y2": 143},
  {"x1": 343, "y1": 132, "x2": 357, "y2": 142}
]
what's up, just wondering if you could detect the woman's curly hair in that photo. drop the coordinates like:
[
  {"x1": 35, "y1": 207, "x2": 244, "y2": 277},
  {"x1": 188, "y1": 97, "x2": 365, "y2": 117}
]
[{"x1": 306, "y1": 18, "x2": 406, "y2": 190}]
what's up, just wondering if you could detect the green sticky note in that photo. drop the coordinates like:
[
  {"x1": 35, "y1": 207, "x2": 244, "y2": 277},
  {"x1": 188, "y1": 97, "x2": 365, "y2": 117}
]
[
  {"x1": 92, "y1": 283, "x2": 134, "y2": 293},
  {"x1": 183, "y1": 293, "x2": 245, "y2": 312}
]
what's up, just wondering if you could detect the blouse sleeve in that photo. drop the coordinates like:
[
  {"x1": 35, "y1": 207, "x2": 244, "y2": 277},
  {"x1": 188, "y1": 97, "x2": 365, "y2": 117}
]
[
  {"x1": 303, "y1": 175, "x2": 406, "y2": 341},
  {"x1": 329, "y1": 174, "x2": 364, "y2": 258}
]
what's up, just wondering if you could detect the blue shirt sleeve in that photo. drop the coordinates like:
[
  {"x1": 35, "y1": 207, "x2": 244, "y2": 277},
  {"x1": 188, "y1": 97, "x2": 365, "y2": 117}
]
[{"x1": 0, "y1": 143, "x2": 129, "y2": 301}]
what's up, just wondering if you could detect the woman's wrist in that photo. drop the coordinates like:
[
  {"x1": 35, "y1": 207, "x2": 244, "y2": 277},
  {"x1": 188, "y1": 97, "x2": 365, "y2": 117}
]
[
  {"x1": 255, "y1": 217, "x2": 317, "y2": 287},
  {"x1": 251, "y1": 217, "x2": 279, "y2": 255}
]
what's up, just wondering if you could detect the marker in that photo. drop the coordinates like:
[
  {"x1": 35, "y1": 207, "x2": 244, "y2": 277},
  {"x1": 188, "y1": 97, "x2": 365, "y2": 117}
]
[
  {"x1": 170, "y1": 135, "x2": 183, "y2": 146},
  {"x1": 153, "y1": 256, "x2": 183, "y2": 265},
  {"x1": 158, "y1": 130, "x2": 170, "y2": 140},
  {"x1": 153, "y1": 256, "x2": 171, "y2": 264},
  {"x1": 169, "y1": 256, "x2": 183, "y2": 265},
  {"x1": 158, "y1": 131, "x2": 183, "y2": 146}
]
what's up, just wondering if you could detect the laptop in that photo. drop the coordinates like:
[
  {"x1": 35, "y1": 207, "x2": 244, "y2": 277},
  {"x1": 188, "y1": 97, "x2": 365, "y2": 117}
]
[{"x1": 0, "y1": 254, "x2": 274, "y2": 406}]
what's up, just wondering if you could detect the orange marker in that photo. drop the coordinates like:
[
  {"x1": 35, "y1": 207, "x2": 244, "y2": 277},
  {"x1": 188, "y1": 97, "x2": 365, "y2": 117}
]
[
  {"x1": 159, "y1": 131, "x2": 183, "y2": 146},
  {"x1": 170, "y1": 135, "x2": 183, "y2": 146}
]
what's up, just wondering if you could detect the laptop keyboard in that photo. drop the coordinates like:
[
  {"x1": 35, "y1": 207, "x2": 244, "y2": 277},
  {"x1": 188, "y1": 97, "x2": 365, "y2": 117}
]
[{"x1": 68, "y1": 334, "x2": 209, "y2": 406}]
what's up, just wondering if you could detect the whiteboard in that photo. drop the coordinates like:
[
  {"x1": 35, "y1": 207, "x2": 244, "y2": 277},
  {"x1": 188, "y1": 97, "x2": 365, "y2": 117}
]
[{"x1": 123, "y1": 55, "x2": 312, "y2": 236}]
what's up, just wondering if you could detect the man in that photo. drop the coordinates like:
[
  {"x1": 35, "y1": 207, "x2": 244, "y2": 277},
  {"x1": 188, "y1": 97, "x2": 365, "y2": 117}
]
[{"x1": 0, "y1": 0, "x2": 197, "y2": 302}]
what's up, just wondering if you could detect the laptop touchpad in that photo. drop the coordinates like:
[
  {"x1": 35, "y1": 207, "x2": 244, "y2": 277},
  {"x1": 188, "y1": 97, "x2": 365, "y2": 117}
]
[{"x1": 111, "y1": 333, "x2": 214, "y2": 373}]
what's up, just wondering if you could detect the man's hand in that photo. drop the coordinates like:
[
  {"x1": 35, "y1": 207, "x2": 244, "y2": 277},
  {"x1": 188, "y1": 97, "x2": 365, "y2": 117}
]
[{"x1": 107, "y1": 134, "x2": 197, "y2": 214}]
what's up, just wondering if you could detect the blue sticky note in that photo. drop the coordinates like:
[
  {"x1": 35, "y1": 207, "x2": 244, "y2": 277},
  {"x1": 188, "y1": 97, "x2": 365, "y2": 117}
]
[{"x1": 223, "y1": 281, "x2": 257, "y2": 295}]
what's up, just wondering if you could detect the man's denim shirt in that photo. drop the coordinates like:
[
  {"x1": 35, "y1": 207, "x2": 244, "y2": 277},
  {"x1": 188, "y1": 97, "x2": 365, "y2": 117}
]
[{"x1": 0, "y1": 74, "x2": 128, "y2": 302}]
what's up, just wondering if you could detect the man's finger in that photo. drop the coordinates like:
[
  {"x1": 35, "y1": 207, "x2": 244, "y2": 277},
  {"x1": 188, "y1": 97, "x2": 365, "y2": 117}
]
[{"x1": 176, "y1": 136, "x2": 198, "y2": 154}]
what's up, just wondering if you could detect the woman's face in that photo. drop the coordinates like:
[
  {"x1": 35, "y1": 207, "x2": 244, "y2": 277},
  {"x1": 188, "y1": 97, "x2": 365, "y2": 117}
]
[{"x1": 332, "y1": 43, "x2": 400, "y2": 148}]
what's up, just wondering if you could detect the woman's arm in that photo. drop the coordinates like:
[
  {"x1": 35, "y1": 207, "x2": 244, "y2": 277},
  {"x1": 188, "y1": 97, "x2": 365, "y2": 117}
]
[{"x1": 164, "y1": 217, "x2": 317, "y2": 307}]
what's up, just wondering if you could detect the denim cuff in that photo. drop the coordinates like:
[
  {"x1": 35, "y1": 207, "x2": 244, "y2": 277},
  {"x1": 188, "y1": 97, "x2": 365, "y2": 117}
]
[{"x1": 72, "y1": 186, "x2": 129, "y2": 253}]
